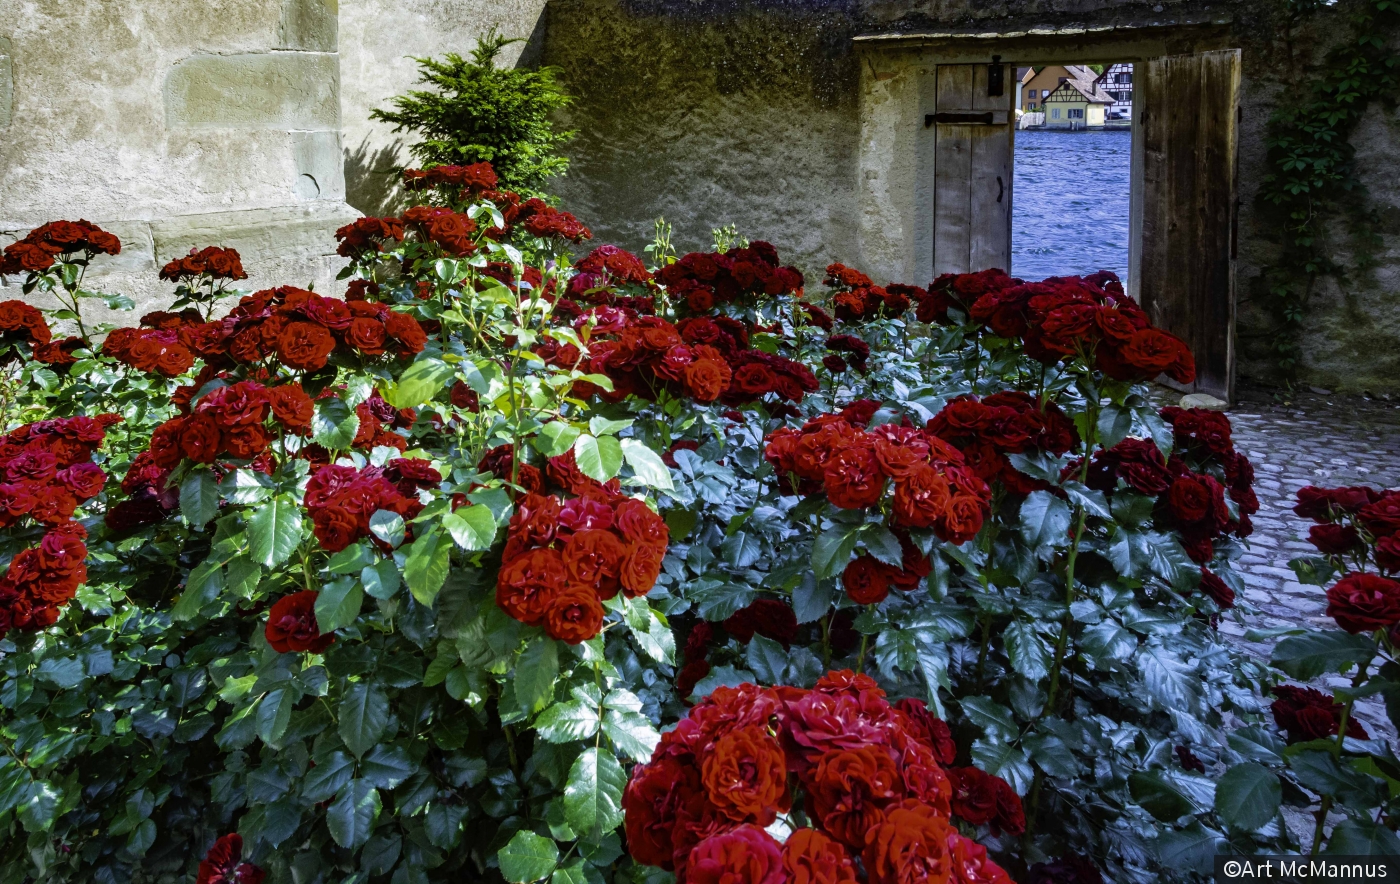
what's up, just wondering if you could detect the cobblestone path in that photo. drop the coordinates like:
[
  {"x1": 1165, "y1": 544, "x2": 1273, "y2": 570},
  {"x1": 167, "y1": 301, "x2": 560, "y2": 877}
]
[{"x1": 1211, "y1": 385, "x2": 1400, "y2": 735}]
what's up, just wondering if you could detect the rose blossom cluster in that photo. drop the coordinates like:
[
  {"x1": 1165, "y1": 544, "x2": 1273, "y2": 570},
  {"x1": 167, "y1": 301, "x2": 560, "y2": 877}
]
[
  {"x1": 822, "y1": 263, "x2": 917, "y2": 323},
  {"x1": 766, "y1": 399, "x2": 989, "y2": 530},
  {"x1": 562, "y1": 309, "x2": 817, "y2": 408},
  {"x1": 654, "y1": 242, "x2": 804, "y2": 315},
  {"x1": 925, "y1": 270, "x2": 1196, "y2": 384},
  {"x1": 145, "y1": 380, "x2": 313, "y2": 468},
  {"x1": 1293, "y1": 484, "x2": 1400, "y2": 636},
  {"x1": 559, "y1": 245, "x2": 655, "y2": 314},
  {"x1": 623, "y1": 672, "x2": 1019, "y2": 884},
  {"x1": 196, "y1": 833, "x2": 265, "y2": 884},
  {"x1": 494, "y1": 450, "x2": 669, "y2": 643},
  {"x1": 159, "y1": 246, "x2": 247, "y2": 282},
  {"x1": 0, "y1": 416, "x2": 114, "y2": 637},
  {"x1": 303, "y1": 459, "x2": 441, "y2": 552},
  {"x1": 1087, "y1": 408, "x2": 1257, "y2": 565},
  {"x1": 103, "y1": 312, "x2": 200, "y2": 377},
  {"x1": 0, "y1": 219, "x2": 120, "y2": 276},
  {"x1": 926, "y1": 392, "x2": 1078, "y2": 496},
  {"x1": 173, "y1": 286, "x2": 427, "y2": 372},
  {"x1": 0, "y1": 300, "x2": 57, "y2": 357}
]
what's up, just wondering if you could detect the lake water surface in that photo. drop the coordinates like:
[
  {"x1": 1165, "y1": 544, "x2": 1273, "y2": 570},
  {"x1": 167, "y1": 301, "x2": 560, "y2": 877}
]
[{"x1": 1012, "y1": 128, "x2": 1131, "y2": 285}]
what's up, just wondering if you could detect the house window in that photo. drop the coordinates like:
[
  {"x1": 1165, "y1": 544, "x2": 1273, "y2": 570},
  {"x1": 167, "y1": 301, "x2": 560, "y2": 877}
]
[
  {"x1": 1069, "y1": 108, "x2": 1084, "y2": 119},
  {"x1": 1030, "y1": 103, "x2": 1038, "y2": 110},
  {"x1": 1051, "y1": 108, "x2": 1061, "y2": 119},
  {"x1": 1028, "y1": 89, "x2": 1037, "y2": 99}
]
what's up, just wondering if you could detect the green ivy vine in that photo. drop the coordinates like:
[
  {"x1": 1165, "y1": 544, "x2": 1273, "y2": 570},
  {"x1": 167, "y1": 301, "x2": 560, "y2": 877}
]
[{"x1": 1259, "y1": 0, "x2": 1399, "y2": 373}]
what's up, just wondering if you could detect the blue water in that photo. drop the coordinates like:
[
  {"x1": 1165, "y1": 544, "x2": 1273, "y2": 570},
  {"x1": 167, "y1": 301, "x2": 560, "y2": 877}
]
[{"x1": 1012, "y1": 129, "x2": 1131, "y2": 284}]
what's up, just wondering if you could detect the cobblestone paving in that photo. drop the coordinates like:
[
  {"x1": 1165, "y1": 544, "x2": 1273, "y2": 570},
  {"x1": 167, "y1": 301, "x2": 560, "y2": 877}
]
[{"x1": 1209, "y1": 384, "x2": 1400, "y2": 736}]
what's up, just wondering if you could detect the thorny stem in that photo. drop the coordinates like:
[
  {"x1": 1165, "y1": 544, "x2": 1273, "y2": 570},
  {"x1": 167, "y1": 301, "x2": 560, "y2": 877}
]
[{"x1": 1311, "y1": 658, "x2": 1371, "y2": 854}]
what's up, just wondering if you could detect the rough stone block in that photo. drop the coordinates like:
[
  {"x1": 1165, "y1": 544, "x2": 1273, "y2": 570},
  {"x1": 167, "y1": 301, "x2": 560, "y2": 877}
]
[
  {"x1": 292, "y1": 131, "x2": 345, "y2": 201},
  {"x1": 149, "y1": 203, "x2": 360, "y2": 267},
  {"x1": 165, "y1": 52, "x2": 340, "y2": 130},
  {"x1": 280, "y1": 0, "x2": 338, "y2": 52},
  {"x1": 0, "y1": 37, "x2": 11, "y2": 129},
  {"x1": 82, "y1": 222, "x2": 158, "y2": 276}
]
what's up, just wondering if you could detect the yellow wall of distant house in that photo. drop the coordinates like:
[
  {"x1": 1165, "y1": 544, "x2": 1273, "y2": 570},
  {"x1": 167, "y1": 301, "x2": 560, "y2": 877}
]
[
  {"x1": 1045, "y1": 97, "x2": 1109, "y2": 127},
  {"x1": 1022, "y1": 66, "x2": 1074, "y2": 111}
]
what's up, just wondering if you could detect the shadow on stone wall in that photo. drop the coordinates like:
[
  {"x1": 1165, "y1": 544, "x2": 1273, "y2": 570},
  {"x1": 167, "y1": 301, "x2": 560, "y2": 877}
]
[{"x1": 344, "y1": 137, "x2": 406, "y2": 218}]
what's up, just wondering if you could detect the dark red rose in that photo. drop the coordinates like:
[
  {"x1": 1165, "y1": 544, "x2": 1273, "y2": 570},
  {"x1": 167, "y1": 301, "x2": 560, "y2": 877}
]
[
  {"x1": 1199, "y1": 568, "x2": 1235, "y2": 609},
  {"x1": 863, "y1": 800, "x2": 954, "y2": 884},
  {"x1": 496, "y1": 547, "x2": 565, "y2": 627},
  {"x1": 723, "y1": 599, "x2": 799, "y2": 646},
  {"x1": 684, "y1": 825, "x2": 785, "y2": 884},
  {"x1": 809, "y1": 745, "x2": 901, "y2": 847},
  {"x1": 276, "y1": 321, "x2": 335, "y2": 370},
  {"x1": 1326, "y1": 572, "x2": 1400, "y2": 633},
  {"x1": 893, "y1": 698, "x2": 956, "y2": 766},
  {"x1": 1310, "y1": 524, "x2": 1362, "y2": 555},
  {"x1": 948, "y1": 766, "x2": 998, "y2": 826},
  {"x1": 1271, "y1": 685, "x2": 1369, "y2": 743},
  {"x1": 1295, "y1": 486, "x2": 1381, "y2": 521},
  {"x1": 842, "y1": 554, "x2": 894, "y2": 605},
  {"x1": 196, "y1": 833, "x2": 265, "y2": 884},
  {"x1": 1359, "y1": 494, "x2": 1400, "y2": 537},
  {"x1": 265, "y1": 591, "x2": 334, "y2": 653},
  {"x1": 544, "y1": 583, "x2": 605, "y2": 644},
  {"x1": 892, "y1": 465, "x2": 953, "y2": 530},
  {"x1": 623, "y1": 756, "x2": 706, "y2": 869},
  {"x1": 700, "y1": 724, "x2": 789, "y2": 823},
  {"x1": 823, "y1": 442, "x2": 886, "y2": 509}
]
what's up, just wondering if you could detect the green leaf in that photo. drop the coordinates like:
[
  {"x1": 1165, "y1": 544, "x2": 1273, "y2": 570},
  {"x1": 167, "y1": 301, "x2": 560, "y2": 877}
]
[
  {"x1": 535, "y1": 422, "x2": 582, "y2": 458},
  {"x1": 404, "y1": 526, "x2": 452, "y2": 607},
  {"x1": 574, "y1": 434, "x2": 623, "y2": 482},
  {"x1": 443, "y1": 504, "x2": 497, "y2": 551},
  {"x1": 812, "y1": 524, "x2": 860, "y2": 579},
  {"x1": 1129, "y1": 771, "x2": 1196, "y2": 821},
  {"x1": 535, "y1": 700, "x2": 601, "y2": 743},
  {"x1": 564, "y1": 748, "x2": 625, "y2": 843},
  {"x1": 257, "y1": 688, "x2": 295, "y2": 745},
  {"x1": 1004, "y1": 620, "x2": 1051, "y2": 681},
  {"x1": 369, "y1": 510, "x2": 406, "y2": 548},
  {"x1": 515, "y1": 637, "x2": 559, "y2": 715},
  {"x1": 385, "y1": 357, "x2": 456, "y2": 409},
  {"x1": 745, "y1": 635, "x2": 789, "y2": 684},
  {"x1": 249, "y1": 497, "x2": 303, "y2": 568},
  {"x1": 312, "y1": 397, "x2": 360, "y2": 450},
  {"x1": 1271, "y1": 630, "x2": 1376, "y2": 680},
  {"x1": 339, "y1": 682, "x2": 390, "y2": 758},
  {"x1": 602, "y1": 695, "x2": 660, "y2": 762},
  {"x1": 1154, "y1": 821, "x2": 1222, "y2": 875},
  {"x1": 499, "y1": 830, "x2": 559, "y2": 883},
  {"x1": 792, "y1": 572, "x2": 835, "y2": 624},
  {"x1": 862, "y1": 526, "x2": 905, "y2": 568},
  {"x1": 1019, "y1": 491, "x2": 1072, "y2": 559},
  {"x1": 1097, "y1": 404, "x2": 1134, "y2": 449},
  {"x1": 361, "y1": 744, "x2": 414, "y2": 790},
  {"x1": 327, "y1": 780, "x2": 381, "y2": 849},
  {"x1": 17, "y1": 781, "x2": 61, "y2": 832},
  {"x1": 1323, "y1": 818, "x2": 1400, "y2": 855},
  {"x1": 361, "y1": 559, "x2": 401, "y2": 599},
  {"x1": 302, "y1": 751, "x2": 354, "y2": 802},
  {"x1": 1214, "y1": 763, "x2": 1281, "y2": 831},
  {"x1": 179, "y1": 469, "x2": 220, "y2": 530},
  {"x1": 316, "y1": 578, "x2": 364, "y2": 634},
  {"x1": 959, "y1": 696, "x2": 1017, "y2": 741},
  {"x1": 620, "y1": 439, "x2": 674, "y2": 491}
]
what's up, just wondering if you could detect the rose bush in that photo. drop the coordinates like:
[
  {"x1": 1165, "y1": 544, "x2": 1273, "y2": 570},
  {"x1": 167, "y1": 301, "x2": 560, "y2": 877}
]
[{"x1": 0, "y1": 169, "x2": 1386, "y2": 884}]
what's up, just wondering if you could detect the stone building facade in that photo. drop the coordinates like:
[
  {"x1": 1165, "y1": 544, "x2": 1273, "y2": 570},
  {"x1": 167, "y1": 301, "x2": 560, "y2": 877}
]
[{"x1": 1, "y1": 0, "x2": 1396, "y2": 393}]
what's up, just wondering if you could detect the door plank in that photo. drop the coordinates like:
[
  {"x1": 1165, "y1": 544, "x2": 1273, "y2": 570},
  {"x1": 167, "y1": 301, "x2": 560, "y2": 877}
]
[{"x1": 933, "y1": 64, "x2": 1015, "y2": 276}]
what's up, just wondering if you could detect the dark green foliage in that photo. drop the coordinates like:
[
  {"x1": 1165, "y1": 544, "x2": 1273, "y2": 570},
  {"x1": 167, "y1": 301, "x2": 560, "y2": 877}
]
[{"x1": 371, "y1": 30, "x2": 574, "y2": 195}]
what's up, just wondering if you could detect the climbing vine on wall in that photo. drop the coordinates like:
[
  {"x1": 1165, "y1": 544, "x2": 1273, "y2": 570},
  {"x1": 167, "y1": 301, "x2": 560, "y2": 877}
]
[{"x1": 1259, "y1": 0, "x2": 1399, "y2": 373}]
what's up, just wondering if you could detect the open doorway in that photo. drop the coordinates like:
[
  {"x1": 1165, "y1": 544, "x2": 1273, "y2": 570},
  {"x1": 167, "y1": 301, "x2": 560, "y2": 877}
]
[
  {"x1": 922, "y1": 46, "x2": 1240, "y2": 400},
  {"x1": 1011, "y1": 64, "x2": 1132, "y2": 285}
]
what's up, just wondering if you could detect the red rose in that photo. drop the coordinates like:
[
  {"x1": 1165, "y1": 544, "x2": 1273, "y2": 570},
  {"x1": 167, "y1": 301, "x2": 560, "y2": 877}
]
[
  {"x1": 700, "y1": 725, "x2": 790, "y2": 823},
  {"x1": 1326, "y1": 572, "x2": 1400, "y2": 633},
  {"x1": 275, "y1": 321, "x2": 335, "y2": 370},
  {"x1": 544, "y1": 583, "x2": 604, "y2": 643},
  {"x1": 623, "y1": 756, "x2": 706, "y2": 869},
  {"x1": 683, "y1": 359, "x2": 730, "y2": 403},
  {"x1": 384, "y1": 311, "x2": 428, "y2": 355},
  {"x1": 1295, "y1": 486, "x2": 1380, "y2": 520},
  {"x1": 684, "y1": 825, "x2": 785, "y2": 884},
  {"x1": 947, "y1": 832, "x2": 1015, "y2": 884},
  {"x1": 1377, "y1": 535, "x2": 1400, "y2": 573},
  {"x1": 265, "y1": 591, "x2": 334, "y2": 653},
  {"x1": 1199, "y1": 569, "x2": 1236, "y2": 609},
  {"x1": 347, "y1": 317, "x2": 387, "y2": 355},
  {"x1": 893, "y1": 698, "x2": 956, "y2": 766},
  {"x1": 496, "y1": 548, "x2": 565, "y2": 626},
  {"x1": 563, "y1": 528, "x2": 625, "y2": 597},
  {"x1": 615, "y1": 498, "x2": 670, "y2": 546},
  {"x1": 723, "y1": 599, "x2": 798, "y2": 646},
  {"x1": 863, "y1": 799, "x2": 954, "y2": 884},
  {"x1": 823, "y1": 442, "x2": 886, "y2": 510},
  {"x1": 196, "y1": 833, "x2": 265, "y2": 884},
  {"x1": 1360, "y1": 495, "x2": 1400, "y2": 537},
  {"x1": 948, "y1": 766, "x2": 998, "y2": 826},
  {"x1": 311, "y1": 505, "x2": 362, "y2": 552},
  {"x1": 991, "y1": 776, "x2": 1024, "y2": 835},
  {"x1": 842, "y1": 554, "x2": 893, "y2": 605},
  {"x1": 1271, "y1": 685, "x2": 1369, "y2": 743},
  {"x1": 178, "y1": 414, "x2": 224, "y2": 464},
  {"x1": 267, "y1": 384, "x2": 314, "y2": 434},
  {"x1": 940, "y1": 494, "x2": 986, "y2": 545},
  {"x1": 892, "y1": 465, "x2": 952, "y2": 529},
  {"x1": 621, "y1": 542, "x2": 666, "y2": 598},
  {"x1": 808, "y1": 745, "x2": 901, "y2": 847},
  {"x1": 1310, "y1": 524, "x2": 1361, "y2": 555},
  {"x1": 782, "y1": 828, "x2": 857, "y2": 884}
]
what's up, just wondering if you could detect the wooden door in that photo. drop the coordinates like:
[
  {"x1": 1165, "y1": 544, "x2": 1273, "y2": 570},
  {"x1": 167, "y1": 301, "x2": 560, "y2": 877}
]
[
  {"x1": 1137, "y1": 49, "x2": 1241, "y2": 401},
  {"x1": 932, "y1": 64, "x2": 1015, "y2": 276}
]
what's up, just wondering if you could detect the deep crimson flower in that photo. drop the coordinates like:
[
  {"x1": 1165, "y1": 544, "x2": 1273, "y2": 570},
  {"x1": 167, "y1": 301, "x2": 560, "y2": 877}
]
[
  {"x1": 724, "y1": 599, "x2": 799, "y2": 646},
  {"x1": 1199, "y1": 568, "x2": 1236, "y2": 609},
  {"x1": 265, "y1": 591, "x2": 333, "y2": 653},
  {"x1": 782, "y1": 828, "x2": 858, "y2": 884},
  {"x1": 842, "y1": 554, "x2": 894, "y2": 605},
  {"x1": 544, "y1": 583, "x2": 605, "y2": 644},
  {"x1": 196, "y1": 833, "x2": 265, "y2": 884},
  {"x1": 894, "y1": 698, "x2": 956, "y2": 766},
  {"x1": 1310, "y1": 524, "x2": 1362, "y2": 555},
  {"x1": 700, "y1": 725, "x2": 790, "y2": 823},
  {"x1": 1272, "y1": 685, "x2": 1368, "y2": 743},
  {"x1": 1326, "y1": 572, "x2": 1400, "y2": 633},
  {"x1": 863, "y1": 799, "x2": 954, "y2": 884},
  {"x1": 684, "y1": 825, "x2": 785, "y2": 884}
]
